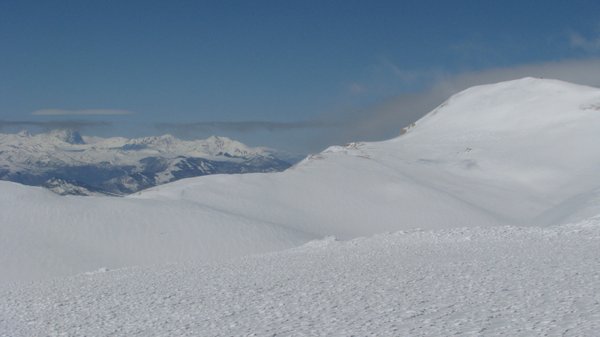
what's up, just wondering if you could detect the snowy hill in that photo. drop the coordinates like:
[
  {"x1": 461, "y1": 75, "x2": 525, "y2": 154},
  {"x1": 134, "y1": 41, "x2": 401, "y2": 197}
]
[
  {"x1": 4, "y1": 77, "x2": 600, "y2": 335},
  {"x1": 0, "y1": 180, "x2": 314, "y2": 284},
  {"x1": 136, "y1": 78, "x2": 600, "y2": 232},
  {"x1": 2, "y1": 77, "x2": 600, "y2": 285},
  {"x1": 0, "y1": 132, "x2": 291, "y2": 195}
]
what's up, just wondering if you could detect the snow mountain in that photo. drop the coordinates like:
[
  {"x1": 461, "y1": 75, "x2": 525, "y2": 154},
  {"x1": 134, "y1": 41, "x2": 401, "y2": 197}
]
[
  {"x1": 134, "y1": 78, "x2": 600, "y2": 235},
  {"x1": 0, "y1": 132, "x2": 292, "y2": 195},
  {"x1": 2, "y1": 77, "x2": 600, "y2": 285},
  {"x1": 3, "y1": 77, "x2": 600, "y2": 335}
]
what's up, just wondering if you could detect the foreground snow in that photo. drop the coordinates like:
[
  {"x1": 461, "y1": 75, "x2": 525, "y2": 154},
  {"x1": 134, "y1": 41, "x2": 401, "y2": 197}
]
[{"x1": 2, "y1": 219, "x2": 600, "y2": 336}]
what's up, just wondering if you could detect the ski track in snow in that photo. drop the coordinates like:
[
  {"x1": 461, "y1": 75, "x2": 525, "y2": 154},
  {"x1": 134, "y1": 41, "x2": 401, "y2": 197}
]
[{"x1": 2, "y1": 221, "x2": 600, "y2": 336}]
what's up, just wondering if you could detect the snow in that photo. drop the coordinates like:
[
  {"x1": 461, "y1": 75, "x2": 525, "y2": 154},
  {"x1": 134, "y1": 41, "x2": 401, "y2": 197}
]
[
  {"x1": 2, "y1": 77, "x2": 600, "y2": 335},
  {"x1": 0, "y1": 132, "x2": 275, "y2": 171},
  {"x1": 2, "y1": 219, "x2": 600, "y2": 336},
  {"x1": 0, "y1": 181, "x2": 314, "y2": 284},
  {"x1": 134, "y1": 79, "x2": 600, "y2": 234},
  {"x1": 0, "y1": 131, "x2": 290, "y2": 195},
  {"x1": 3, "y1": 78, "x2": 600, "y2": 284}
]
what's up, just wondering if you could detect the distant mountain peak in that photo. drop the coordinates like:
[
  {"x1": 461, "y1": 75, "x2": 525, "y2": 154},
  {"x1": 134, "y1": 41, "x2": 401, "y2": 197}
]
[
  {"x1": 17, "y1": 129, "x2": 31, "y2": 137},
  {"x1": 48, "y1": 129, "x2": 85, "y2": 145}
]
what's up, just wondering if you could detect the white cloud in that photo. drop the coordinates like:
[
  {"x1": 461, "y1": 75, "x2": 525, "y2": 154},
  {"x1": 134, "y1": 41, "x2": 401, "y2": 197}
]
[{"x1": 32, "y1": 109, "x2": 134, "y2": 116}]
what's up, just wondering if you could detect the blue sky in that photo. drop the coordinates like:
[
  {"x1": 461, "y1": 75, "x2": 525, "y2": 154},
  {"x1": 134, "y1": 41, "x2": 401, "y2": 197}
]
[{"x1": 1, "y1": 0, "x2": 600, "y2": 153}]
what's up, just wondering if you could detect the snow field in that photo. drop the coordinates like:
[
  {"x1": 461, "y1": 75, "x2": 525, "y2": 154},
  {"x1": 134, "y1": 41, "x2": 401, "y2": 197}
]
[
  {"x1": 0, "y1": 181, "x2": 314, "y2": 285},
  {"x1": 2, "y1": 220, "x2": 600, "y2": 336}
]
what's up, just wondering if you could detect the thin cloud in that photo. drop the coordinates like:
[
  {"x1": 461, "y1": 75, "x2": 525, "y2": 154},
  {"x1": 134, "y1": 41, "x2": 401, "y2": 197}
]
[
  {"x1": 316, "y1": 58, "x2": 600, "y2": 148},
  {"x1": 156, "y1": 120, "x2": 337, "y2": 133},
  {"x1": 348, "y1": 82, "x2": 367, "y2": 95},
  {"x1": 375, "y1": 57, "x2": 436, "y2": 84},
  {"x1": 0, "y1": 120, "x2": 111, "y2": 131},
  {"x1": 32, "y1": 109, "x2": 134, "y2": 116},
  {"x1": 155, "y1": 58, "x2": 600, "y2": 154},
  {"x1": 429, "y1": 58, "x2": 600, "y2": 95},
  {"x1": 569, "y1": 33, "x2": 600, "y2": 52}
]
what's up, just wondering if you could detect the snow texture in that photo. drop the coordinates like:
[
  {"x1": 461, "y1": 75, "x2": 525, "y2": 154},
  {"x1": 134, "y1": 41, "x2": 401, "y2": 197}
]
[{"x1": 2, "y1": 220, "x2": 600, "y2": 336}]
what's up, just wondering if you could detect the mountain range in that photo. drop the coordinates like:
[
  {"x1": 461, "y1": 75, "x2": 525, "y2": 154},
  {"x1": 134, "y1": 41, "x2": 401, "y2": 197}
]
[{"x1": 0, "y1": 131, "x2": 293, "y2": 195}]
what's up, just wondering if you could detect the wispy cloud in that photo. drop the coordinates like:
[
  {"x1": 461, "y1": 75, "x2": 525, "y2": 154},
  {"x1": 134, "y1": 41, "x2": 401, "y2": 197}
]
[
  {"x1": 376, "y1": 57, "x2": 438, "y2": 83},
  {"x1": 348, "y1": 82, "x2": 367, "y2": 95},
  {"x1": 569, "y1": 32, "x2": 600, "y2": 52},
  {"x1": 362, "y1": 57, "x2": 443, "y2": 94},
  {"x1": 314, "y1": 58, "x2": 600, "y2": 149},
  {"x1": 156, "y1": 120, "x2": 337, "y2": 133},
  {"x1": 429, "y1": 58, "x2": 600, "y2": 94},
  {"x1": 0, "y1": 120, "x2": 111, "y2": 131},
  {"x1": 153, "y1": 58, "x2": 600, "y2": 154},
  {"x1": 32, "y1": 109, "x2": 134, "y2": 116}
]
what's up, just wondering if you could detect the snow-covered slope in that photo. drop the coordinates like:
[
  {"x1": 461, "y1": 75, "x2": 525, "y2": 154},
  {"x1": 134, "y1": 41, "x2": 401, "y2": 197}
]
[
  {"x1": 0, "y1": 132, "x2": 291, "y2": 195},
  {"x1": 136, "y1": 78, "x2": 600, "y2": 231},
  {"x1": 0, "y1": 181, "x2": 314, "y2": 284},
  {"x1": 3, "y1": 219, "x2": 600, "y2": 336},
  {"x1": 2, "y1": 78, "x2": 600, "y2": 286}
]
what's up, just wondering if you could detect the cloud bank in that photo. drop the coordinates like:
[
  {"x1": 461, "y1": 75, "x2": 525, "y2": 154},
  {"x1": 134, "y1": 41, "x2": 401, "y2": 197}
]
[
  {"x1": 150, "y1": 58, "x2": 600, "y2": 153},
  {"x1": 570, "y1": 33, "x2": 600, "y2": 52},
  {"x1": 32, "y1": 109, "x2": 134, "y2": 116},
  {"x1": 156, "y1": 120, "x2": 337, "y2": 133},
  {"x1": 0, "y1": 120, "x2": 111, "y2": 131}
]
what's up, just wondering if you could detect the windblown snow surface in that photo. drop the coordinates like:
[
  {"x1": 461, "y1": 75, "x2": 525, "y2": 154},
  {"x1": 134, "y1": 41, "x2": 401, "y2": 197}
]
[
  {"x1": 2, "y1": 78, "x2": 600, "y2": 335},
  {"x1": 2, "y1": 221, "x2": 600, "y2": 336}
]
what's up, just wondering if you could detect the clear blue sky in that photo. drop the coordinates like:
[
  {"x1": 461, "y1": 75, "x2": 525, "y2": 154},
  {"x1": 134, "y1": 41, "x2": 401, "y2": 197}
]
[{"x1": 1, "y1": 0, "x2": 600, "y2": 153}]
